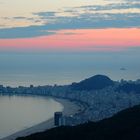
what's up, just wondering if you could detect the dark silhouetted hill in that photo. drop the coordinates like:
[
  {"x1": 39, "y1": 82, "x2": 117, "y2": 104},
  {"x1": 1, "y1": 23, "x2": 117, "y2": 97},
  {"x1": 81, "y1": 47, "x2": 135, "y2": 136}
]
[
  {"x1": 71, "y1": 75, "x2": 114, "y2": 91},
  {"x1": 17, "y1": 105, "x2": 140, "y2": 140}
]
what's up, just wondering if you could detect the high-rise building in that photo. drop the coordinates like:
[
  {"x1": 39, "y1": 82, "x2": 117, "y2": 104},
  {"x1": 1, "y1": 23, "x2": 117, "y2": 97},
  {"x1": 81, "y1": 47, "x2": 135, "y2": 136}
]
[{"x1": 54, "y1": 112, "x2": 63, "y2": 126}]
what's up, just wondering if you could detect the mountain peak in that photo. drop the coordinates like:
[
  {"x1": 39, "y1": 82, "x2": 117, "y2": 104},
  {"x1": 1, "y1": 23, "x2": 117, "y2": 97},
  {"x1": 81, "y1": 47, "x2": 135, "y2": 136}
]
[{"x1": 71, "y1": 74, "x2": 114, "y2": 91}]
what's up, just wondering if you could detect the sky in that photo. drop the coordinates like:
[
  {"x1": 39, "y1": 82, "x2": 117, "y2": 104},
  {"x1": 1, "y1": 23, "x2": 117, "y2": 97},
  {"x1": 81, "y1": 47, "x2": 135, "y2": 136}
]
[
  {"x1": 0, "y1": 0, "x2": 140, "y2": 86},
  {"x1": 0, "y1": 0, "x2": 140, "y2": 52}
]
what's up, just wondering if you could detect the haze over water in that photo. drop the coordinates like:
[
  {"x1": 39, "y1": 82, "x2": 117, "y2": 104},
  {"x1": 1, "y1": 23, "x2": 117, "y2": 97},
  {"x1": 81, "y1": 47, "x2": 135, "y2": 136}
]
[{"x1": 0, "y1": 51, "x2": 140, "y2": 87}]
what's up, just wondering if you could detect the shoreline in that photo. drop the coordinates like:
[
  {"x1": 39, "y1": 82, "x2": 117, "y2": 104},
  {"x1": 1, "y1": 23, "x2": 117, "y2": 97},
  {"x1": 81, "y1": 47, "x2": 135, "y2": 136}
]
[{"x1": 1, "y1": 97, "x2": 83, "y2": 140}]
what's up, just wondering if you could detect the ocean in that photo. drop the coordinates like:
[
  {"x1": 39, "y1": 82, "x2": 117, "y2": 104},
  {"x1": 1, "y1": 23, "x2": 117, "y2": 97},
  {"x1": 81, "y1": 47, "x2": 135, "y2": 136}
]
[{"x1": 0, "y1": 51, "x2": 139, "y2": 87}]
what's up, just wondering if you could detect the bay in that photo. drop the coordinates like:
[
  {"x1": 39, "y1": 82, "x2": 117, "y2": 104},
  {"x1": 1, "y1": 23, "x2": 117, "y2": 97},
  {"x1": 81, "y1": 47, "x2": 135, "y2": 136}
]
[{"x1": 0, "y1": 95, "x2": 63, "y2": 139}]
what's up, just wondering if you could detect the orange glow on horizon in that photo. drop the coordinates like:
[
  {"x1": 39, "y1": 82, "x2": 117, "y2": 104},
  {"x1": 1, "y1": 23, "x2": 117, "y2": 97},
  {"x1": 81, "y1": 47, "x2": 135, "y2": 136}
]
[{"x1": 0, "y1": 28, "x2": 140, "y2": 52}]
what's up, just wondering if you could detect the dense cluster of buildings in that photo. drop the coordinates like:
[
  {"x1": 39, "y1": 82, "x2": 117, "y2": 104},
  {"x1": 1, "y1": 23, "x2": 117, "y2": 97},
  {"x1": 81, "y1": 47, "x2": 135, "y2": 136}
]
[{"x1": 1, "y1": 79, "x2": 140, "y2": 125}]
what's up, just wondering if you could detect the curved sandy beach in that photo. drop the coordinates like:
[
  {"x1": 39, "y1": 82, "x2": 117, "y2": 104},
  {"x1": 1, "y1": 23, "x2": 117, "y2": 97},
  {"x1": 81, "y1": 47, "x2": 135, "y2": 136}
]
[{"x1": 1, "y1": 98, "x2": 82, "y2": 140}]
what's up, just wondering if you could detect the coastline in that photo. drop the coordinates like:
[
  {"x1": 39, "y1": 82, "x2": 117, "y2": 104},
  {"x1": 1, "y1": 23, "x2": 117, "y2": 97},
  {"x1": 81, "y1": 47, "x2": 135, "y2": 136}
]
[{"x1": 1, "y1": 98, "x2": 83, "y2": 140}]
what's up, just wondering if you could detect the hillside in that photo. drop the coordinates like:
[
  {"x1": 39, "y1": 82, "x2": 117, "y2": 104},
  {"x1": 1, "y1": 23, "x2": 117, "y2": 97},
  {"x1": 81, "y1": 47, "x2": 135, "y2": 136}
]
[
  {"x1": 116, "y1": 83, "x2": 140, "y2": 94},
  {"x1": 71, "y1": 75, "x2": 114, "y2": 91},
  {"x1": 17, "y1": 104, "x2": 140, "y2": 140}
]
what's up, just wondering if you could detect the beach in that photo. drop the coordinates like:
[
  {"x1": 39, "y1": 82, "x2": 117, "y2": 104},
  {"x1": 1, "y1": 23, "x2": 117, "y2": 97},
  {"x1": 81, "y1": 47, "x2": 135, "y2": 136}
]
[{"x1": 1, "y1": 98, "x2": 82, "y2": 140}]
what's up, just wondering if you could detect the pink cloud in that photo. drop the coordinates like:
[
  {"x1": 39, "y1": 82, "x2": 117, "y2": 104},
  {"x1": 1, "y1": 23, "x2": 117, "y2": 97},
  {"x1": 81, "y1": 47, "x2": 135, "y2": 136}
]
[{"x1": 0, "y1": 28, "x2": 140, "y2": 52}]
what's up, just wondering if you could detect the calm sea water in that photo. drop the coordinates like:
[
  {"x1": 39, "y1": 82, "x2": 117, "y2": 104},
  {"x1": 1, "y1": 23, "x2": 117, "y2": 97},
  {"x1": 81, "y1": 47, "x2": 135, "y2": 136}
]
[
  {"x1": 0, "y1": 51, "x2": 140, "y2": 87},
  {"x1": 0, "y1": 95, "x2": 63, "y2": 139}
]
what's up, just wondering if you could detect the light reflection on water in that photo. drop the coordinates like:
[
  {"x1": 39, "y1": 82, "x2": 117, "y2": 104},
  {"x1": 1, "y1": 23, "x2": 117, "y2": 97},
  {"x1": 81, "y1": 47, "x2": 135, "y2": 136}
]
[{"x1": 0, "y1": 95, "x2": 63, "y2": 139}]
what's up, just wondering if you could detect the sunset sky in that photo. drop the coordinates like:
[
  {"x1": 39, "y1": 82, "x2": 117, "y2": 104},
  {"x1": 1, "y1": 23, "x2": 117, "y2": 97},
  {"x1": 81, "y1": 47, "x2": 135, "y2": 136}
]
[
  {"x1": 0, "y1": 0, "x2": 140, "y2": 86},
  {"x1": 0, "y1": 0, "x2": 140, "y2": 52}
]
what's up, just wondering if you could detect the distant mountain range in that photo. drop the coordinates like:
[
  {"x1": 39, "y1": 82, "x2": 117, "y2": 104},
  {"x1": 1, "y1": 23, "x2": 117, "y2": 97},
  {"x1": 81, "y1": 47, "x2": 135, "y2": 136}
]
[
  {"x1": 71, "y1": 75, "x2": 114, "y2": 91},
  {"x1": 17, "y1": 104, "x2": 140, "y2": 140}
]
